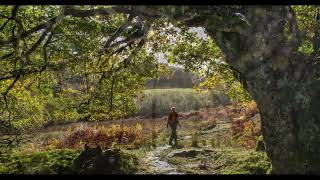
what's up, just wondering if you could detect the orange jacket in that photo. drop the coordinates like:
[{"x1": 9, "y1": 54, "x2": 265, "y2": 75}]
[{"x1": 168, "y1": 112, "x2": 179, "y2": 125}]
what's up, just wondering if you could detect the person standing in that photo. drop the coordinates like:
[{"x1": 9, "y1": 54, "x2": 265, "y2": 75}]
[{"x1": 167, "y1": 107, "x2": 181, "y2": 146}]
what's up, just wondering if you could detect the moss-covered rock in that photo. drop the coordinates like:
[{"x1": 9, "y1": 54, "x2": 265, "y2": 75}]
[{"x1": 72, "y1": 145, "x2": 139, "y2": 174}]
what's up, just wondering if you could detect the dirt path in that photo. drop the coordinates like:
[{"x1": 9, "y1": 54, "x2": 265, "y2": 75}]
[
  {"x1": 143, "y1": 117, "x2": 232, "y2": 175},
  {"x1": 145, "y1": 144, "x2": 184, "y2": 174}
]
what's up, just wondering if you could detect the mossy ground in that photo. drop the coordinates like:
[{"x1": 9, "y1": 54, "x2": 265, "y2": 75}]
[
  {"x1": 0, "y1": 149, "x2": 79, "y2": 174},
  {"x1": 0, "y1": 148, "x2": 140, "y2": 174}
]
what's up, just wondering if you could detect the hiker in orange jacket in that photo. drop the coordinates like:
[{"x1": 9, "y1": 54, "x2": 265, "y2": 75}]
[{"x1": 167, "y1": 107, "x2": 181, "y2": 146}]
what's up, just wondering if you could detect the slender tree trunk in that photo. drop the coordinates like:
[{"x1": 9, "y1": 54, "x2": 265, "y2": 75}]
[{"x1": 204, "y1": 6, "x2": 320, "y2": 174}]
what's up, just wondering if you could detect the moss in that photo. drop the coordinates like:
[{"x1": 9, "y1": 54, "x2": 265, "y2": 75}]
[
  {"x1": 72, "y1": 146, "x2": 140, "y2": 174},
  {"x1": 162, "y1": 147, "x2": 270, "y2": 175},
  {"x1": 0, "y1": 149, "x2": 80, "y2": 174},
  {"x1": 215, "y1": 149, "x2": 271, "y2": 174},
  {"x1": 0, "y1": 148, "x2": 140, "y2": 174},
  {"x1": 118, "y1": 150, "x2": 140, "y2": 174},
  {"x1": 160, "y1": 148, "x2": 173, "y2": 159}
]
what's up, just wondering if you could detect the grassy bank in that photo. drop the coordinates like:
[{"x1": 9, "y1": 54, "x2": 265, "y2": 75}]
[{"x1": 136, "y1": 88, "x2": 230, "y2": 117}]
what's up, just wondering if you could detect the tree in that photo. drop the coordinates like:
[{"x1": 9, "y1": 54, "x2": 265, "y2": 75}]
[
  {"x1": 140, "y1": 5, "x2": 320, "y2": 174},
  {"x1": 203, "y1": 6, "x2": 320, "y2": 174},
  {"x1": 0, "y1": 5, "x2": 167, "y2": 147},
  {"x1": 1, "y1": 5, "x2": 320, "y2": 174}
]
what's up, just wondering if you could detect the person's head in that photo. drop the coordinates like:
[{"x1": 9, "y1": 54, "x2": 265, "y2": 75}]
[{"x1": 171, "y1": 107, "x2": 176, "y2": 112}]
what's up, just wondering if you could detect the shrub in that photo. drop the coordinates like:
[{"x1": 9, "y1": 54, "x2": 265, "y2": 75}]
[
  {"x1": 0, "y1": 149, "x2": 79, "y2": 174},
  {"x1": 231, "y1": 101, "x2": 261, "y2": 149},
  {"x1": 45, "y1": 123, "x2": 143, "y2": 150}
]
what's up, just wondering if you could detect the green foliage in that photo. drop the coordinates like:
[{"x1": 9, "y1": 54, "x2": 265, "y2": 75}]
[
  {"x1": 151, "y1": 21, "x2": 251, "y2": 103},
  {"x1": 0, "y1": 5, "x2": 170, "y2": 133},
  {"x1": 0, "y1": 149, "x2": 80, "y2": 174},
  {"x1": 0, "y1": 80, "x2": 48, "y2": 132},
  {"x1": 0, "y1": 147, "x2": 140, "y2": 174},
  {"x1": 293, "y1": 6, "x2": 320, "y2": 55},
  {"x1": 298, "y1": 40, "x2": 314, "y2": 55},
  {"x1": 218, "y1": 150, "x2": 271, "y2": 174},
  {"x1": 118, "y1": 150, "x2": 140, "y2": 173},
  {"x1": 199, "y1": 67, "x2": 251, "y2": 103}
]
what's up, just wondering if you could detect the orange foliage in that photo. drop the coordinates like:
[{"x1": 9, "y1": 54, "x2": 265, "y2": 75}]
[
  {"x1": 45, "y1": 123, "x2": 143, "y2": 150},
  {"x1": 231, "y1": 101, "x2": 261, "y2": 149}
]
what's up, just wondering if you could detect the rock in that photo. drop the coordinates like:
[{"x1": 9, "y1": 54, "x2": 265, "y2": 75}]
[
  {"x1": 167, "y1": 149, "x2": 214, "y2": 158},
  {"x1": 145, "y1": 145, "x2": 182, "y2": 174},
  {"x1": 72, "y1": 144, "x2": 138, "y2": 174},
  {"x1": 204, "y1": 124, "x2": 216, "y2": 131}
]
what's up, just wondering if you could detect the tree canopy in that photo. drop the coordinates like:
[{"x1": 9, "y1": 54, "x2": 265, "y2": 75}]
[{"x1": 2, "y1": 5, "x2": 320, "y2": 173}]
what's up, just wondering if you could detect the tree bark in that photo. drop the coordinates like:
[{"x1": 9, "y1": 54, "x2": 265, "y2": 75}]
[{"x1": 204, "y1": 6, "x2": 320, "y2": 174}]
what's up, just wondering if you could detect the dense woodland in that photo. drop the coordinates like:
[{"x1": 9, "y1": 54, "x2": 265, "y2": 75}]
[{"x1": 0, "y1": 5, "x2": 320, "y2": 174}]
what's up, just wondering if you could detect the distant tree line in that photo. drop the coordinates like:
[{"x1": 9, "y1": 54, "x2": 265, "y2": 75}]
[{"x1": 146, "y1": 66, "x2": 203, "y2": 89}]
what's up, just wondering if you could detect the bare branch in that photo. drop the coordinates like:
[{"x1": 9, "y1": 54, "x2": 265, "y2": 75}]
[
  {"x1": 0, "y1": 16, "x2": 58, "y2": 47},
  {"x1": 99, "y1": 13, "x2": 135, "y2": 53}
]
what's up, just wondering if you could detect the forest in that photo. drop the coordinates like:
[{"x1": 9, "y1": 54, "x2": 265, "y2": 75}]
[{"x1": 0, "y1": 5, "x2": 319, "y2": 174}]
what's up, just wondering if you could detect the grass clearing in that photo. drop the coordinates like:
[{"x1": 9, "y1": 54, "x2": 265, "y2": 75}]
[{"x1": 136, "y1": 88, "x2": 229, "y2": 117}]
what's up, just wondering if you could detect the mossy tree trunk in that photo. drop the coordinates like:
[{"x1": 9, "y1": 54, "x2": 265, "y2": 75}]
[{"x1": 203, "y1": 6, "x2": 320, "y2": 174}]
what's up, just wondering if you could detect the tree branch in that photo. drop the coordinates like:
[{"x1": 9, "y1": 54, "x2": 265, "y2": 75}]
[
  {"x1": 99, "y1": 13, "x2": 135, "y2": 54},
  {"x1": 0, "y1": 16, "x2": 58, "y2": 47}
]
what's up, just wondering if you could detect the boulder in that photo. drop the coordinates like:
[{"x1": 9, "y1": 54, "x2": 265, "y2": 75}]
[
  {"x1": 167, "y1": 148, "x2": 214, "y2": 158},
  {"x1": 72, "y1": 144, "x2": 138, "y2": 174}
]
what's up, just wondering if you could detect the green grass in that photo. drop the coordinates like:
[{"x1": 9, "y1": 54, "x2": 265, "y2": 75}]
[
  {"x1": 164, "y1": 147, "x2": 271, "y2": 174},
  {"x1": 136, "y1": 88, "x2": 227, "y2": 117}
]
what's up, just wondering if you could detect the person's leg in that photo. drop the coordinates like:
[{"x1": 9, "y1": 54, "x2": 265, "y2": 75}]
[
  {"x1": 169, "y1": 125, "x2": 174, "y2": 145},
  {"x1": 169, "y1": 134, "x2": 173, "y2": 145},
  {"x1": 172, "y1": 124, "x2": 177, "y2": 145}
]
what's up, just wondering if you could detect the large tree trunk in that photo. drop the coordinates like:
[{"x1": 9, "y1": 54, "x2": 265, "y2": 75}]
[{"x1": 204, "y1": 6, "x2": 320, "y2": 174}]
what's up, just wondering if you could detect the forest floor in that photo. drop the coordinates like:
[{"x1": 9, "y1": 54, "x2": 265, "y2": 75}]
[{"x1": 0, "y1": 104, "x2": 271, "y2": 174}]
